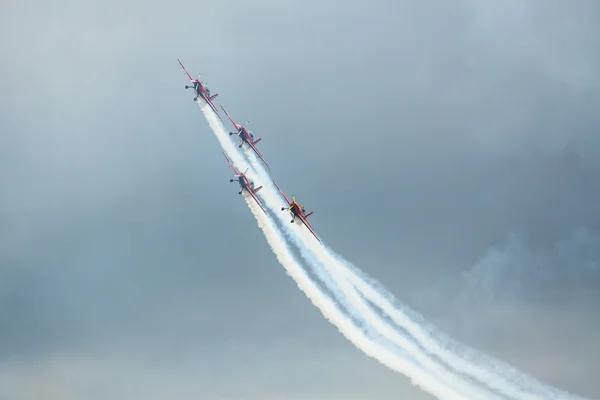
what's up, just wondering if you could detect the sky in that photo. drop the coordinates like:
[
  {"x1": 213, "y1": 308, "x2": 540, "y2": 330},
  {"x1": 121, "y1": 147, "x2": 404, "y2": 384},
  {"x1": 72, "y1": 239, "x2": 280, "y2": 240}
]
[{"x1": 1, "y1": 0, "x2": 599, "y2": 399}]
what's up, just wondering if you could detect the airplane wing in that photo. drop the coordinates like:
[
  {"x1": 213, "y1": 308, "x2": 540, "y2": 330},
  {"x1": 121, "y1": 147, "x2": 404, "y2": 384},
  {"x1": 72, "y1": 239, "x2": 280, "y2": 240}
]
[
  {"x1": 298, "y1": 213, "x2": 321, "y2": 243},
  {"x1": 272, "y1": 180, "x2": 292, "y2": 206},
  {"x1": 223, "y1": 153, "x2": 241, "y2": 175},
  {"x1": 246, "y1": 139, "x2": 270, "y2": 170},
  {"x1": 177, "y1": 58, "x2": 194, "y2": 81},
  {"x1": 248, "y1": 189, "x2": 267, "y2": 214},
  {"x1": 219, "y1": 105, "x2": 241, "y2": 131}
]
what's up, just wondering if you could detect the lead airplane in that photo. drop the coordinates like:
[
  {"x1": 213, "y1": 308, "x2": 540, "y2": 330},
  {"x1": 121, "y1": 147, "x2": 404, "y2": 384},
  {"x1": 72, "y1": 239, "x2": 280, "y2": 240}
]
[
  {"x1": 223, "y1": 153, "x2": 266, "y2": 214},
  {"x1": 177, "y1": 58, "x2": 222, "y2": 119},
  {"x1": 272, "y1": 180, "x2": 321, "y2": 243},
  {"x1": 220, "y1": 105, "x2": 270, "y2": 170}
]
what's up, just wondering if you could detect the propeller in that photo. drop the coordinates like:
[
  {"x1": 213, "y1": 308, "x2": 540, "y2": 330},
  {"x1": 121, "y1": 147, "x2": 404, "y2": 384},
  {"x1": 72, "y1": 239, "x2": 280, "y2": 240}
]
[
  {"x1": 244, "y1": 168, "x2": 249, "y2": 175},
  {"x1": 291, "y1": 195, "x2": 304, "y2": 208}
]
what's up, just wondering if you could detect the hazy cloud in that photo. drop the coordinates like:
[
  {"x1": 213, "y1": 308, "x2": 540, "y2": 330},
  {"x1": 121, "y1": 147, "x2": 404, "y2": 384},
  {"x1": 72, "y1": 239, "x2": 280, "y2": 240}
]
[{"x1": 1, "y1": 0, "x2": 598, "y2": 398}]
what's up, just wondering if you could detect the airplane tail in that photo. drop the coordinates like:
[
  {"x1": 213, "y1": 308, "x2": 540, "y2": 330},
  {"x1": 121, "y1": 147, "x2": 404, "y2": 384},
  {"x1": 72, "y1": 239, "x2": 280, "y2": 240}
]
[
  {"x1": 254, "y1": 185, "x2": 263, "y2": 193},
  {"x1": 209, "y1": 94, "x2": 218, "y2": 101},
  {"x1": 253, "y1": 138, "x2": 262, "y2": 145}
]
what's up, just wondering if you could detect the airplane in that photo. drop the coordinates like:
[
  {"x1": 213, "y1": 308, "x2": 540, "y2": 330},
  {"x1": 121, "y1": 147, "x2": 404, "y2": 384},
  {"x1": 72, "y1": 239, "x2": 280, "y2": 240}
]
[
  {"x1": 223, "y1": 152, "x2": 266, "y2": 214},
  {"x1": 220, "y1": 105, "x2": 270, "y2": 170},
  {"x1": 177, "y1": 58, "x2": 222, "y2": 119},
  {"x1": 272, "y1": 180, "x2": 321, "y2": 243}
]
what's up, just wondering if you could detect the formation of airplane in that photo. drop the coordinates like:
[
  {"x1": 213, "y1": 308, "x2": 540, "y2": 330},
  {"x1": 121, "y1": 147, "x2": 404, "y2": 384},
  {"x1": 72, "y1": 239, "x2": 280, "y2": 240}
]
[
  {"x1": 179, "y1": 59, "x2": 321, "y2": 244},
  {"x1": 177, "y1": 58, "x2": 222, "y2": 119},
  {"x1": 220, "y1": 105, "x2": 270, "y2": 170}
]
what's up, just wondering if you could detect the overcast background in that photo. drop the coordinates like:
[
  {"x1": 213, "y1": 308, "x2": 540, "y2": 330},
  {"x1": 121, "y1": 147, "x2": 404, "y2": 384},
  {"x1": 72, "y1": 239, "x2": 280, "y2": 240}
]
[{"x1": 1, "y1": 0, "x2": 599, "y2": 399}]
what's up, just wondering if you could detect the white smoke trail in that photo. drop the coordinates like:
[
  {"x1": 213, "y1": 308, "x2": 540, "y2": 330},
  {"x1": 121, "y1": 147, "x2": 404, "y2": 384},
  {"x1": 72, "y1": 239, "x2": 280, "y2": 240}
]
[
  {"x1": 197, "y1": 101, "x2": 367, "y2": 323},
  {"x1": 293, "y1": 230, "x2": 504, "y2": 400},
  {"x1": 198, "y1": 100, "x2": 506, "y2": 399},
  {"x1": 234, "y1": 145, "x2": 513, "y2": 399},
  {"x1": 269, "y1": 170, "x2": 587, "y2": 400},
  {"x1": 207, "y1": 102, "x2": 512, "y2": 399},
  {"x1": 241, "y1": 192, "x2": 471, "y2": 400},
  {"x1": 194, "y1": 99, "x2": 588, "y2": 400},
  {"x1": 299, "y1": 229, "x2": 529, "y2": 400},
  {"x1": 199, "y1": 101, "x2": 357, "y2": 319},
  {"x1": 197, "y1": 100, "x2": 475, "y2": 399},
  {"x1": 339, "y1": 257, "x2": 589, "y2": 400},
  {"x1": 267, "y1": 169, "x2": 587, "y2": 400},
  {"x1": 231, "y1": 130, "x2": 588, "y2": 400}
]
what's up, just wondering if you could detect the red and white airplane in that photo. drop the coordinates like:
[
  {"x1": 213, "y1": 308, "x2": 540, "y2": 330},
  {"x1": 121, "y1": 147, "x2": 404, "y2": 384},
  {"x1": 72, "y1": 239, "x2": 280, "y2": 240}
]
[
  {"x1": 272, "y1": 180, "x2": 321, "y2": 243},
  {"x1": 177, "y1": 58, "x2": 222, "y2": 119},
  {"x1": 224, "y1": 153, "x2": 266, "y2": 214},
  {"x1": 220, "y1": 105, "x2": 270, "y2": 170}
]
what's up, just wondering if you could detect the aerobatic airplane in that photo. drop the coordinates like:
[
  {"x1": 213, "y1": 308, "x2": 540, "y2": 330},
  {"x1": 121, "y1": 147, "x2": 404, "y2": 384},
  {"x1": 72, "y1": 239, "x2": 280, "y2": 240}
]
[
  {"x1": 223, "y1": 153, "x2": 266, "y2": 214},
  {"x1": 177, "y1": 58, "x2": 221, "y2": 119},
  {"x1": 220, "y1": 105, "x2": 270, "y2": 170},
  {"x1": 272, "y1": 180, "x2": 321, "y2": 243}
]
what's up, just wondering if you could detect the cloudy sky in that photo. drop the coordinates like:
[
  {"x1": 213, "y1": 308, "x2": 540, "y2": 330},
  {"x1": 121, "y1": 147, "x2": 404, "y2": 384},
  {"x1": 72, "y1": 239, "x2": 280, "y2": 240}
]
[{"x1": 1, "y1": 0, "x2": 599, "y2": 399}]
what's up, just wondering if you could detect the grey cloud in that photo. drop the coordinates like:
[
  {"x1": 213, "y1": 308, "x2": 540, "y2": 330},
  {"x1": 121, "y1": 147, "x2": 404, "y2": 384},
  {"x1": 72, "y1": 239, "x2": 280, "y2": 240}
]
[
  {"x1": 1, "y1": 0, "x2": 599, "y2": 398},
  {"x1": 0, "y1": 346, "x2": 436, "y2": 400},
  {"x1": 463, "y1": 227, "x2": 600, "y2": 304}
]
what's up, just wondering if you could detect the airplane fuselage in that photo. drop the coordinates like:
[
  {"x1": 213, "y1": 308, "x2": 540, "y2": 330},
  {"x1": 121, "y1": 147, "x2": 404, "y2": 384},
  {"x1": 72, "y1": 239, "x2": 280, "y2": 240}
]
[
  {"x1": 185, "y1": 80, "x2": 209, "y2": 100},
  {"x1": 240, "y1": 177, "x2": 251, "y2": 191},
  {"x1": 289, "y1": 203, "x2": 305, "y2": 217},
  {"x1": 234, "y1": 175, "x2": 253, "y2": 192},
  {"x1": 233, "y1": 126, "x2": 251, "y2": 141}
]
